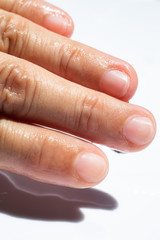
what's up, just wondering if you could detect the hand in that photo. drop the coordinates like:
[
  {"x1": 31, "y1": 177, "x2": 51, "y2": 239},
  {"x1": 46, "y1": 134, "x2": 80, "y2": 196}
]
[{"x1": 0, "y1": 0, "x2": 156, "y2": 188}]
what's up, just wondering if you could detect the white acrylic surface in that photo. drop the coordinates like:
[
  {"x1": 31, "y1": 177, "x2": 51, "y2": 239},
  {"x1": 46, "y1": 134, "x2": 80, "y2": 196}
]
[{"x1": 0, "y1": 0, "x2": 160, "y2": 239}]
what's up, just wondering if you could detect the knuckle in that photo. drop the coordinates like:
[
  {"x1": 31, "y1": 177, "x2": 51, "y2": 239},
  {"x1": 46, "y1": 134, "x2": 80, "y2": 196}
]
[
  {"x1": 75, "y1": 93, "x2": 101, "y2": 132},
  {"x1": 0, "y1": 63, "x2": 37, "y2": 117},
  {"x1": 0, "y1": 10, "x2": 29, "y2": 56},
  {"x1": 23, "y1": 134, "x2": 48, "y2": 169},
  {"x1": 29, "y1": 135, "x2": 55, "y2": 171},
  {"x1": 59, "y1": 43, "x2": 84, "y2": 78},
  {"x1": 10, "y1": 0, "x2": 27, "y2": 11},
  {"x1": 0, "y1": 13, "x2": 11, "y2": 53},
  {"x1": 8, "y1": 0, "x2": 33, "y2": 15},
  {"x1": 36, "y1": 136, "x2": 48, "y2": 168}
]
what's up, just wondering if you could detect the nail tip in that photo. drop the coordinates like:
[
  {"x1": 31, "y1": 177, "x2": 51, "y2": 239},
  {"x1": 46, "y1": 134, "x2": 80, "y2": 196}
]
[
  {"x1": 101, "y1": 70, "x2": 130, "y2": 98},
  {"x1": 74, "y1": 153, "x2": 108, "y2": 184},
  {"x1": 123, "y1": 116, "x2": 155, "y2": 146},
  {"x1": 44, "y1": 15, "x2": 68, "y2": 35}
]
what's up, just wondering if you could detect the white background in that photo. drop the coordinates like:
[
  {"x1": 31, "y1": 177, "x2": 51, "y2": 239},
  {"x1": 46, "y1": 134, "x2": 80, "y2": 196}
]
[{"x1": 0, "y1": 0, "x2": 160, "y2": 239}]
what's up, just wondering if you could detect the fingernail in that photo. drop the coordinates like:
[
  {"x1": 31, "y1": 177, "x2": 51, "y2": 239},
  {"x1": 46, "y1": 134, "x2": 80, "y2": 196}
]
[
  {"x1": 74, "y1": 153, "x2": 108, "y2": 184},
  {"x1": 44, "y1": 15, "x2": 68, "y2": 35},
  {"x1": 100, "y1": 70, "x2": 130, "y2": 98},
  {"x1": 123, "y1": 116, "x2": 155, "y2": 145}
]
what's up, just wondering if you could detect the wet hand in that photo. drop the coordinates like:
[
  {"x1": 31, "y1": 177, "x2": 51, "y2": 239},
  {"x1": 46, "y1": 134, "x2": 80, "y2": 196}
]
[{"x1": 0, "y1": 0, "x2": 156, "y2": 188}]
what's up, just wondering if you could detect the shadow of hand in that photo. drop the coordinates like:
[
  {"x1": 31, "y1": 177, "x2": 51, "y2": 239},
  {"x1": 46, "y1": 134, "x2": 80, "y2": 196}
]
[{"x1": 0, "y1": 170, "x2": 118, "y2": 222}]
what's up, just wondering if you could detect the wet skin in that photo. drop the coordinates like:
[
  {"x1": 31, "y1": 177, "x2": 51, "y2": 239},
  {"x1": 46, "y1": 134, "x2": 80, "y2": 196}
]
[{"x1": 0, "y1": 0, "x2": 156, "y2": 188}]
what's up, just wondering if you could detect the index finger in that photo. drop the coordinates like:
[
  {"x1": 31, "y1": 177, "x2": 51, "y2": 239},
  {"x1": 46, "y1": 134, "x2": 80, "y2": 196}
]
[
  {"x1": 0, "y1": 0, "x2": 74, "y2": 37},
  {"x1": 0, "y1": 9, "x2": 137, "y2": 101}
]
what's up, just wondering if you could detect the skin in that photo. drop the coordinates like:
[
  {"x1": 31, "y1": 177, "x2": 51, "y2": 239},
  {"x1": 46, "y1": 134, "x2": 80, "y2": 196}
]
[{"x1": 0, "y1": 0, "x2": 156, "y2": 189}]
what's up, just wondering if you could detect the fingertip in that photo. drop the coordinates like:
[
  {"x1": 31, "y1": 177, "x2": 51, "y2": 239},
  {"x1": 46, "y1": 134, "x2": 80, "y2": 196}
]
[
  {"x1": 74, "y1": 152, "x2": 109, "y2": 187},
  {"x1": 120, "y1": 61, "x2": 138, "y2": 101},
  {"x1": 100, "y1": 56, "x2": 138, "y2": 101},
  {"x1": 64, "y1": 15, "x2": 74, "y2": 38},
  {"x1": 123, "y1": 116, "x2": 155, "y2": 146},
  {"x1": 44, "y1": 13, "x2": 74, "y2": 37},
  {"x1": 122, "y1": 105, "x2": 156, "y2": 152},
  {"x1": 43, "y1": 15, "x2": 74, "y2": 37},
  {"x1": 40, "y1": 0, "x2": 74, "y2": 37}
]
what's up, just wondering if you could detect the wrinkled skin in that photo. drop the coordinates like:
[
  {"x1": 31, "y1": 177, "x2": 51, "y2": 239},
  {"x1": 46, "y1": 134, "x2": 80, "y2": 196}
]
[{"x1": 0, "y1": 0, "x2": 156, "y2": 188}]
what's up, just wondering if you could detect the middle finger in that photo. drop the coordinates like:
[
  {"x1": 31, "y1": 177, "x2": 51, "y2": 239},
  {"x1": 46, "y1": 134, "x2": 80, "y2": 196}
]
[
  {"x1": 0, "y1": 9, "x2": 137, "y2": 101},
  {"x1": 0, "y1": 52, "x2": 156, "y2": 153}
]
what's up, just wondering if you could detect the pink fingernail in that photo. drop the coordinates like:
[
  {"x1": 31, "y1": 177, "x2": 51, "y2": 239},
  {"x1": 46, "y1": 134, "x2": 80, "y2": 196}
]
[
  {"x1": 100, "y1": 70, "x2": 130, "y2": 98},
  {"x1": 123, "y1": 116, "x2": 155, "y2": 145},
  {"x1": 44, "y1": 15, "x2": 68, "y2": 35},
  {"x1": 74, "y1": 153, "x2": 108, "y2": 184}
]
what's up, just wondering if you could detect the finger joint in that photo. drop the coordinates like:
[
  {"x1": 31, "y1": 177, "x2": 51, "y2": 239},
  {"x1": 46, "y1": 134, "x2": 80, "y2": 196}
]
[
  {"x1": 0, "y1": 62, "x2": 37, "y2": 118},
  {"x1": 0, "y1": 10, "x2": 29, "y2": 57},
  {"x1": 75, "y1": 93, "x2": 100, "y2": 133},
  {"x1": 59, "y1": 43, "x2": 84, "y2": 78}
]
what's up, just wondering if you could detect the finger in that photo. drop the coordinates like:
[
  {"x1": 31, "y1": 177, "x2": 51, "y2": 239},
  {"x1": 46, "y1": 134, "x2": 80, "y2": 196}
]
[
  {"x1": 0, "y1": 52, "x2": 156, "y2": 152},
  {"x1": 0, "y1": 117, "x2": 108, "y2": 188},
  {"x1": 0, "y1": 9, "x2": 137, "y2": 101},
  {"x1": 0, "y1": 0, "x2": 74, "y2": 37}
]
